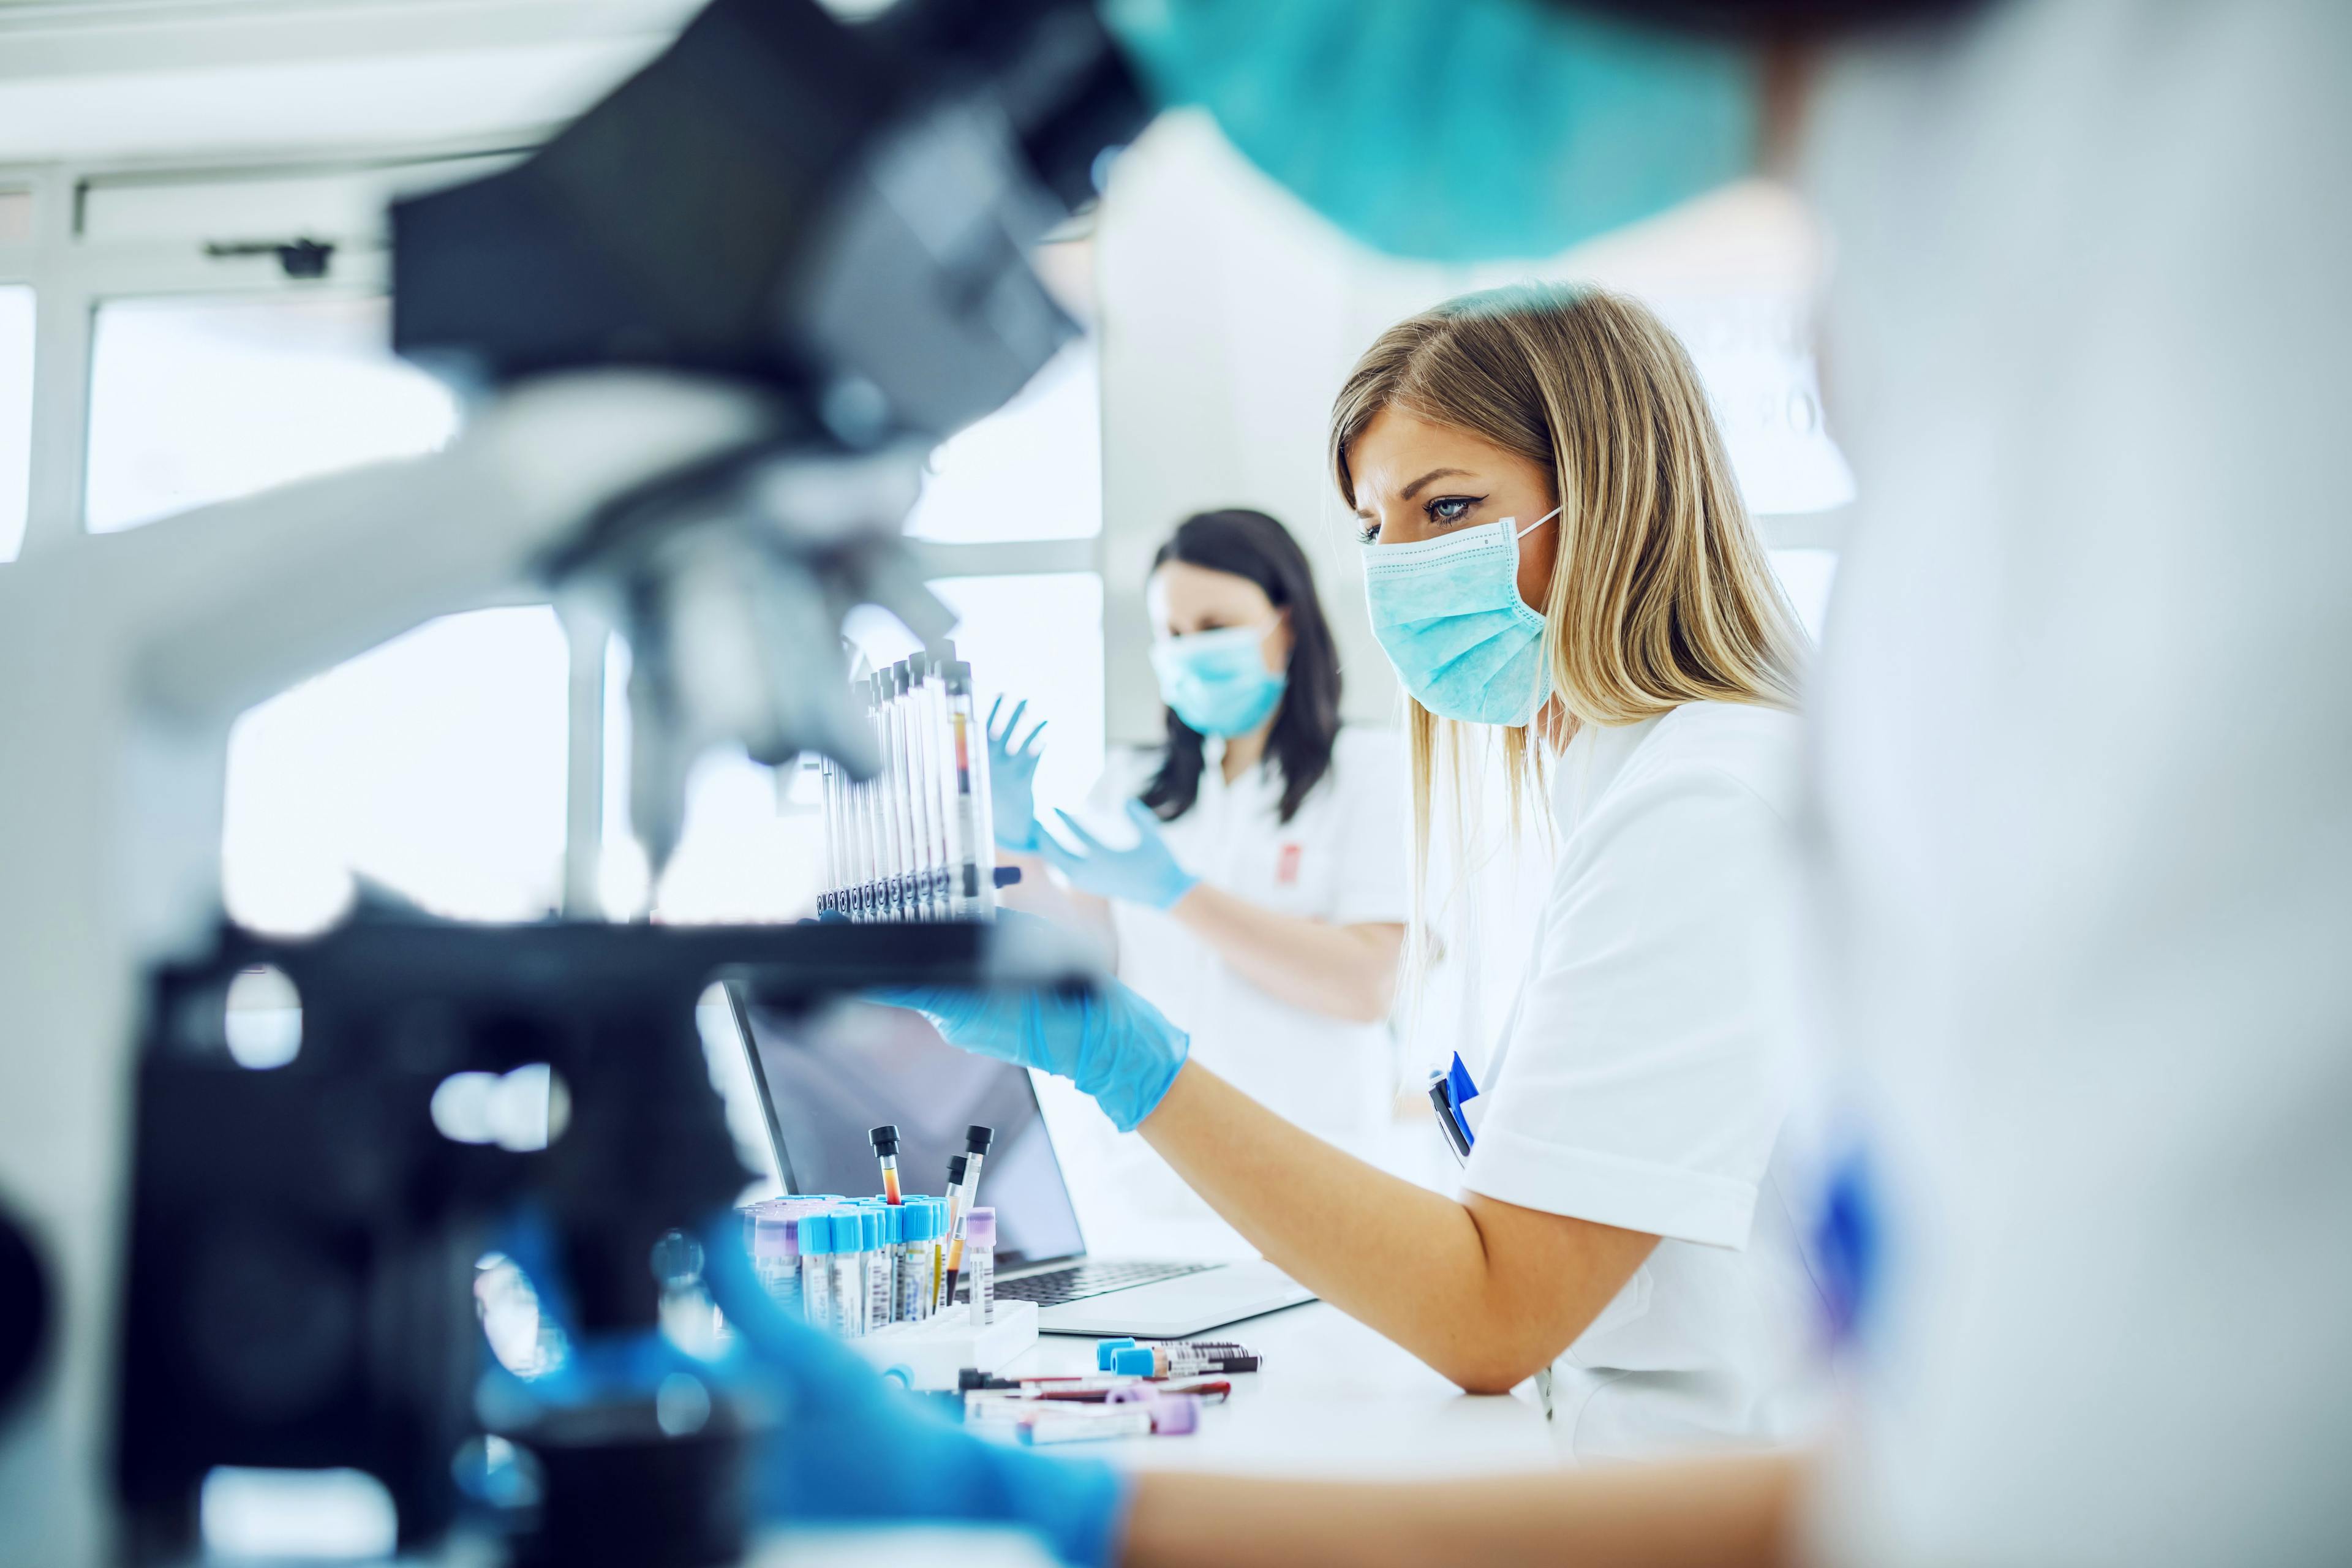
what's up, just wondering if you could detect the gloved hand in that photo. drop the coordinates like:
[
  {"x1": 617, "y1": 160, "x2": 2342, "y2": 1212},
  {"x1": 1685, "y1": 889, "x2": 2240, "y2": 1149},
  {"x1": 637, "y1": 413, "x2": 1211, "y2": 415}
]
[
  {"x1": 986, "y1": 695, "x2": 1047, "y2": 852},
  {"x1": 875, "y1": 911, "x2": 1189, "y2": 1133},
  {"x1": 491, "y1": 1212, "x2": 1131, "y2": 1567},
  {"x1": 1038, "y1": 800, "x2": 1200, "y2": 912}
]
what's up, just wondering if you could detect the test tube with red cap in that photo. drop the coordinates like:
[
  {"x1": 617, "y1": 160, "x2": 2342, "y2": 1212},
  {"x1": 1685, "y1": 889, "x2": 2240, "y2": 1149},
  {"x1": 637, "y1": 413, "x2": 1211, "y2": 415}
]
[{"x1": 869, "y1": 1125, "x2": 902, "y2": 1204}]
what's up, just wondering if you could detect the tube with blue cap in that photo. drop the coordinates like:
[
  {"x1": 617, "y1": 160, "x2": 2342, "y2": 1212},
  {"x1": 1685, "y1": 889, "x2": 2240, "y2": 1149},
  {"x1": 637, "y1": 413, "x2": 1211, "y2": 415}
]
[
  {"x1": 869, "y1": 1206, "x2": 899, "y2": 1329},
  {"x1": 1110, "y1": 1344, "x2": 1261, "y2": 1378},
  {"x1": 796, "y1": 1214, "x2": 836, "y2": 1334},
  {"x1": 899, "y1": 1200, "x2": 937, "y2": 1324}
]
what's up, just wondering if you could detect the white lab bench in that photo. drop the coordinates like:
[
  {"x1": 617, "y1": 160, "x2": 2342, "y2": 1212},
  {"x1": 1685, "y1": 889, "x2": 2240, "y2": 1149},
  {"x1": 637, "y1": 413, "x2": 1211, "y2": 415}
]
[
  {"x1": 752, "y1": 1300, "x2": 1569, "y2": 1567},
  {"x1": 995, "y1": 1301, "x2": 1566, "y2": 1481}
]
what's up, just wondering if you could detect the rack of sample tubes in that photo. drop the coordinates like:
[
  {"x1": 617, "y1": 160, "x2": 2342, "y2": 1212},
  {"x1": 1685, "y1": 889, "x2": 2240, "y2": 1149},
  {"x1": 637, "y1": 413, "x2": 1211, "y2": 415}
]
[
  {"x1": 742, "y1": 1195, "x2": 957, "y2": 1336},
  {"x1": 816, "y1": 648, "x2": 1000, "y2": 921}
]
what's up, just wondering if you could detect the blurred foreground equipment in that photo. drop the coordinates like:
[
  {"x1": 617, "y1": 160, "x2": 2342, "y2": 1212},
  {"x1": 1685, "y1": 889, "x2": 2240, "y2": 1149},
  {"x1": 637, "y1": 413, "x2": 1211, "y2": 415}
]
[{"x1": 0, "y1": 0, "x2": 1144, "y2": 1562}]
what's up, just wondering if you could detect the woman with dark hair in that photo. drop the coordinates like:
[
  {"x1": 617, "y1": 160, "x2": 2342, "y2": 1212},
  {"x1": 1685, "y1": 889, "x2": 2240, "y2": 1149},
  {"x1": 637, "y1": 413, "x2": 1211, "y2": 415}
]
[{"x1": 989, "y1": 507, "x2": 1409, "y2": 1152}]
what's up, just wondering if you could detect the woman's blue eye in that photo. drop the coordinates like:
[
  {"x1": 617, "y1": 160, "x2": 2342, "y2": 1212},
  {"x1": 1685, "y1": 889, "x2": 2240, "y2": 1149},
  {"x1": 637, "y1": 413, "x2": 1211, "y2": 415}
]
[
  {"x1": 1357, "y1": 518, "x2": 1382, "y2": 543},
  {"x1": 1425, "y1": 495, "x2": 1481, "y2": 525}
]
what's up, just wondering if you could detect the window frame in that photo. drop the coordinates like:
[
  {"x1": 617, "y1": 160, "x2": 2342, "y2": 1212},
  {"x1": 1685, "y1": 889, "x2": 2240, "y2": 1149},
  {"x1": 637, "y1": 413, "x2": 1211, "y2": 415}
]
[{"x1": 0, "y1": 147, "x2": 1107, "y2": 917}]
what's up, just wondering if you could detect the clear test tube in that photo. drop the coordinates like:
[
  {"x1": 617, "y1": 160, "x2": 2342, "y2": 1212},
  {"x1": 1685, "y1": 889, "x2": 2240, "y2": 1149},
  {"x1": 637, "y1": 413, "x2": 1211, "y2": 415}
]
[
  {"x1": 861, "y1": 675, "x2": 886, "y2": 922},
  {"x1": 861, "y1": 705, "x2": 886, "y2": 922},
  {"x1": 817, "y1": 756, "x2": 840, "y2": 917},
  {"x1": 917, "y1": 658, "x2": 949, "y2": 920},
  {"x1": 845, "y1": 688, "x2": 870, "y2": 921},
  {"x1": 861, "y1": 676, "x2": 892, "y2": 920},
  {"x1": 842, "y1": 763, "x2": 863, "y2": 922},
  {"x1": 873, "y1": 671, "x2": 907, "y2": 920},
  {"x1": 900, "y1": 655, "x2": 940, "y2": 919},
  {"x1": 941, "y1": 660, "x2": 998, "y2": 918},
  {"x1": 916, "y1": 654, "x2": 960, "y2": 918},
  {"x1": 886, "y1": 662, "x2": 923, "y2": 921},
  {"x1": 916, "y1": 653, "x2": 956, "y2": 919},
  {"x1": 846, "y1": 750, "x2": 871, "y2": 920}
]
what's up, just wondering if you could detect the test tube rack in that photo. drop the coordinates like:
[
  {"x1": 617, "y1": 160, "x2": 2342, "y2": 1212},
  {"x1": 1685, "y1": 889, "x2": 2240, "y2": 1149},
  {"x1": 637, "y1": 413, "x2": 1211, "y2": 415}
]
[
  {"x1": 815, "y1": 648, "x2": 1000, "y2": 922},
  {"x1": 849, "y1": 1298, "x2": 1040, "y2": 1392}
]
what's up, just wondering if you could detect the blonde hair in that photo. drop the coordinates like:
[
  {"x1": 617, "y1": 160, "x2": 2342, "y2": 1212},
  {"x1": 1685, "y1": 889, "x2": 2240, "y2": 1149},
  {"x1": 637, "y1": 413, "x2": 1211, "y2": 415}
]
[{"x1": 1329, "y1": 283, "x2": 1804, "y2": 946}]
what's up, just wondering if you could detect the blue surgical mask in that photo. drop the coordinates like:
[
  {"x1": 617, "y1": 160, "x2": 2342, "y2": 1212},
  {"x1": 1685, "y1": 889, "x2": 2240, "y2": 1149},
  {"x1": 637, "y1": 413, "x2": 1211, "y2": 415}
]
[
  {"x1": 1150, "y1": 620, "x2": 1287, "y2": 737},
  {"x1": 1362, "y1": 510, "x2": 1559, "y2": 726},
  {"x1": 1101, "y1": 0, "x2": 1757, "y2": 263}
]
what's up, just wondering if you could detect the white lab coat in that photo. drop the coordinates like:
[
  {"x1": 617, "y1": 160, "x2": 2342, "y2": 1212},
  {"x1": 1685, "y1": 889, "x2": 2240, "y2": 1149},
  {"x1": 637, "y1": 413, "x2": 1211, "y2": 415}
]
[
  {"x1": 1098, "y1": 724, "x2": 1411, "y2": 1148},
  {"x1": 1035, "y1": 726, "x2": 1411, "y2": 1255},
  {"x1": 1463, "y1": 703, "x2": 1828, "y2": 1458},
  {"x1": 1800, "y1": 3, "x2": 2352, "y2": 1562}
]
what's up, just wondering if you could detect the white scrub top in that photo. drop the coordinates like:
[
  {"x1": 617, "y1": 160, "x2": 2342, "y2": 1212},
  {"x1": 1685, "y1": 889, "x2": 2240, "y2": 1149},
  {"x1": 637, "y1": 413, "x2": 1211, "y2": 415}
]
[
  {"x1": 1463, "y1": 702, "x2": 1828, "y2": 1458},
  {"x1": 1800, "y1": 5, "x2": 2352, "y2": 1563},
  {"x1": 1095, "y1": 724, "x2": 1411, "y2": 1148}
]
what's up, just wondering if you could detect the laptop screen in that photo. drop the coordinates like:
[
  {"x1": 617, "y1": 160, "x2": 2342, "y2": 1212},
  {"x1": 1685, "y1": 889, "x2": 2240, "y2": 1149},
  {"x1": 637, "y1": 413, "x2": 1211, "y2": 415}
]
[{"x1": 726, "y1": 989, "x2": 1086, "y2": 1272}]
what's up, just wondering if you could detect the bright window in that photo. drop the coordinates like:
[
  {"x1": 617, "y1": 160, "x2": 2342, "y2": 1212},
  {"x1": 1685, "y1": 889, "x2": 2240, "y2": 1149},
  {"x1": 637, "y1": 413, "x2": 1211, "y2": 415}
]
[
  {"x1": 0, "y1": 285, "x2": 31, "y2": 561},
  {"x1": 85, "y1": 293, "x2": 459, "y2": 534},
  {"x1": 222, "y1": 607, "x2": 569, "y2": 932},
  {"x1": 902, "y1": 341, "x2": 1101, "y2": 543},
  {"x1": 847, "y1": 573, "x2": 1107, "y2": 816}
]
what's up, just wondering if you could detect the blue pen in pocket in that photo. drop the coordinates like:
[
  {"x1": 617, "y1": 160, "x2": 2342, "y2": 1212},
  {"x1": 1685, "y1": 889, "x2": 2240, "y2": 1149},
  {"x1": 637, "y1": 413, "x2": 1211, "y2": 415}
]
[{"x1": 1427, "y1": 1050, "x2": 1481, "y2": 1164}]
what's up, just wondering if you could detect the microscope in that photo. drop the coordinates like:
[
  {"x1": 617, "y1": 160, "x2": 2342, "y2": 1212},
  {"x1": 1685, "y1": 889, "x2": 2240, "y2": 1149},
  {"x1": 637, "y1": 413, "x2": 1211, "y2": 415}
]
[{"x1": 0, "y1": 1, "x2": 1148, "y2": 1561}]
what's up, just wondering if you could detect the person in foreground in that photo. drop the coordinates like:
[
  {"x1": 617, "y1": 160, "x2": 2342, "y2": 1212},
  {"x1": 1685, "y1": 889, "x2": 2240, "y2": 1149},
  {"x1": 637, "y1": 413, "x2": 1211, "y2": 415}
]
[{"x1": 900, "y1": 282, "x2": 1827, "y2": 1453}]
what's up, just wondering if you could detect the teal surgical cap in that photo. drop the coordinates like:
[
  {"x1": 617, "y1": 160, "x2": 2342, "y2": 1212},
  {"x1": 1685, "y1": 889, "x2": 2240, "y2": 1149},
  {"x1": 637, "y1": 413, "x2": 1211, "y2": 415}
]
[{"x1": 1101, "y1": 0, "x2": 1760, "y2": 262}]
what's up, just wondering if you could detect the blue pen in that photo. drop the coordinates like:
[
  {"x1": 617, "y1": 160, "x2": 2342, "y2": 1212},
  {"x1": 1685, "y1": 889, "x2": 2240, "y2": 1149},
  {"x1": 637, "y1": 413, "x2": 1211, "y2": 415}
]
[{"x1": 1429, "y1": 1051, "x2": 1480, "y2": 1163}]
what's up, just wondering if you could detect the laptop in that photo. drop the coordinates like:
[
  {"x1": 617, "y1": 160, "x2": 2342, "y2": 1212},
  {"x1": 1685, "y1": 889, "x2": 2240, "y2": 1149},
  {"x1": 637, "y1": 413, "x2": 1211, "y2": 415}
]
[{"x1": 718, "y1": 984, "x2": 1314, "y2": 1337}]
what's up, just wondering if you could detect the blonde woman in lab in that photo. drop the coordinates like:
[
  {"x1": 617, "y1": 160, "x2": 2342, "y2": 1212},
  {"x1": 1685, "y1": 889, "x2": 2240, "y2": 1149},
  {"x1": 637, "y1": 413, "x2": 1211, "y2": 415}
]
[
  {"x1": 895, "y1": 283, "x2": 1826, "y2": 1454},
  {"x1": 987, "y1": 508, "x2": 1409, "y2": 1157}
]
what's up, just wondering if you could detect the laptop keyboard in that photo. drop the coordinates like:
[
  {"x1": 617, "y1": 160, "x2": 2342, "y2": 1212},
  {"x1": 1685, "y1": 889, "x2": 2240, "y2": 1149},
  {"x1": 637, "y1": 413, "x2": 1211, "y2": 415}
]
[{"x1": 993, "y1": 1260, "x2": 1218, "y2": 1308}]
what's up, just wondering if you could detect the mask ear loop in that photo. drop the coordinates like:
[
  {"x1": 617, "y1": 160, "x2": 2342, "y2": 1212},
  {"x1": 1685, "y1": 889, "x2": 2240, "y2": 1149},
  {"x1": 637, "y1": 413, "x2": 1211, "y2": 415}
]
[{"x1": 1512, "y1": 505, "x2": 1564, "y2": 734}]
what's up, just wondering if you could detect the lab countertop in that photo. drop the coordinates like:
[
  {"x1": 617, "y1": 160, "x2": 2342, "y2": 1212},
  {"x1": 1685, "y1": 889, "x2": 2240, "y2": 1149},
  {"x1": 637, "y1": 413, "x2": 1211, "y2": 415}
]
[
  {"x1": 741, "y1": 1305, "x2": 1561, "y2": 1568},
  {"x1": 995, "y1": 1300, "x2": 1567, "y2": 1480}
]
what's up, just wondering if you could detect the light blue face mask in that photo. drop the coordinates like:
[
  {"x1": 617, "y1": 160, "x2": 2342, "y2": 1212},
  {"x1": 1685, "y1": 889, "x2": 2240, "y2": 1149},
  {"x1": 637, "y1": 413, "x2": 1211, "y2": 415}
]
[
  {"x1": 1149, "y1": 620, "x2": 1287, "y2": 737},
  {"x1": 1362, "y1": 510, "x2": 1559, "y2": 726},
  {"x1": 1101, "y1": 0, "x2": 1758, "y2": 263}
]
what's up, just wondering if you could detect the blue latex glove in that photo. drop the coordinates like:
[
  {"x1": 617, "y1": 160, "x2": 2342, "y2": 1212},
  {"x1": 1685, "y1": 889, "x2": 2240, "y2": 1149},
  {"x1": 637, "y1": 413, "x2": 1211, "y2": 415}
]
[
  {"x1": 491, "y1": 1213, "x2": 1131, "y2": 1567},
  {"x1": 986, "y1": 696, "x2": 1047, "y2": 852},
  {"x1": 875, "y1": 911, "x2": 1189, "y2": 1133},
  {"x1": 1039, "y1": 800, "x2": 1200, "y2": 912}
]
